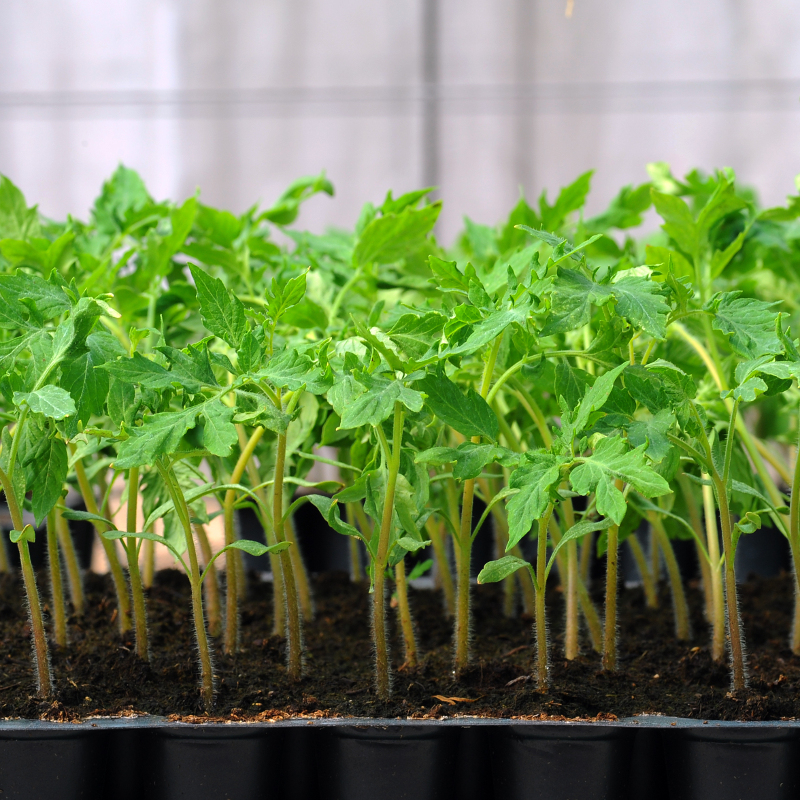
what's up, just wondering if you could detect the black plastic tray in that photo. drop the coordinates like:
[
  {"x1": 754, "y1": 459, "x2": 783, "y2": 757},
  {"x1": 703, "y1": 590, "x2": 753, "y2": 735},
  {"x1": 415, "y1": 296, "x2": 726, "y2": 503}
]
[{"x1": 0, "y1": 715, "x2": 797, "y2": 800}]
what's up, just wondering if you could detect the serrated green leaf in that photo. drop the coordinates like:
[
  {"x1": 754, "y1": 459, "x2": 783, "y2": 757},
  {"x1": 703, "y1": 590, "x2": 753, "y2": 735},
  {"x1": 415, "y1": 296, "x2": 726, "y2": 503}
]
[
  {"x1": 189, "y1": 264, "x2": 248, "y2": 349},
  {"x1": 709, "y1": 292, "x2": 782, "y2": 359},
  {"x1": 339, "y1": 375, "x2": 423, "y2": 429},
  {"x1": 26, "y1": 434, "x2": 68, "y2": 527},
  {"x1": 202, "y1": 400, "x2": 238, "y2": 457},
  {"x1": 113, "y1": 406, "x2": 200, "y2": 469},
  {"x1": 14, "y1": 385, "x2": 76, "y2": 420},
  {"x1": 506, "y1": 453, "x2": 566, "y2": 548},
  {"x1": 417, "y1": 371, "x2": 498, "y2": 441},
  {"x1": 541, "y1": 268, "x2": 614, "y2": 336},
  {"x1": 355, "y1": 202, "x2": 440, "y2": 267},
  {"x1": 610, "y1": 274, "x2": 670, "y2": 339}
]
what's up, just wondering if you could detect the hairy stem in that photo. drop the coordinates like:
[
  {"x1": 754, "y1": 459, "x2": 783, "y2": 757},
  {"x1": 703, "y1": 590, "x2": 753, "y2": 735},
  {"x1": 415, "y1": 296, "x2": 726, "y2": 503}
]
[
  {"x1": 394, "y1": 557, "x2": 418, "y2": 667},
  {"x1": 72, "y1": 453, "x2": 132, "y2": 634},
  {"x1": 223, "y1": 426, "x2": 265, "y2": 654},
  {"x1": 142, "y1": 539, "x2": 155, "y2": 589},
  {"x1": 455, "y1": 336, "x2": 502, "y2": 672},
  {"x1": 678, "y1": 472, "x2": 715, "y2": 626},
  {"x1": 790, "y1": 425, "x2": 800, "y2": 653},
  {"x1": 374, "y1": 402, "x2": 405, "y2": 700},
  {"x1": 160, "y1": 463, "x2": 214, "y2": 709},
  {"x1": 602, "y1": 522, "x2": 619, "y2": 671},
  {"x1": 0, "y1": 465, "x2": 51, "y2": 696},
  {"x1": 703, "y1": 480, "x2": 727, "y2": 661},
  {"x1": 274, "y1": 419, "x2": 302, "y2": 681},
  {"x1": 46, "y1": 509, "x2": 67, "y2": 648},
  {"x1": 534, "y1": 505, "x2": 554, "y2": 688},
  {"x1": 126, "y1": 467, "x2": 149, "y2": 660},
  {"x1": 715, "y1": 476, "x2": 747, "y2": 690}
]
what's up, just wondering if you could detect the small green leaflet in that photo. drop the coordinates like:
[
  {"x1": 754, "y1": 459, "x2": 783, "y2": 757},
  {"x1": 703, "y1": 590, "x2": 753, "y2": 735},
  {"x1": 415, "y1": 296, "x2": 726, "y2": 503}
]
[
  {"x1": 24, "y1": 432, "x2": 68, "y2": 526},
  {"x1": 261, "y1": 349, "x2": 331, "y2": 395},
  {"x1": 477, "y1": 555, "x2": 530, "y2": 585},
  {"x1": 506, "y1": 453, "x2": 567, "y2": 548},
  {"x1": 572, "y1": 362, "x2": 627, "y2": 436},
  {"x1": 99, "y1": 352, "x2": 184, "y2": 392},
  {"x1": 60, "y1": 349, "x2": 109, "y2": 437},
  {"x1": 339, "y1": 375, "x2": 423, "y2": 429},
  {"x1": 388, "y1": 312, "x2": 445, "y2": 361},
  {"x1": 354, "y1": 202, "x2": 441, "y2": 267},
  {"x1": 416, "y1": 372, "x2": 498, "y2": 441},
  {"x1": 201, "y1": 400, "x2": 238, "y2": 457},
  {"x1": 189, "y1": 264, "x2": 248, "y2": 349},
  {"x1": 14, "y1": 386, "x2": 76, "y2": 420},
  {"x1": 626, "y1": 409, "x2": 676, "y2": 463}
]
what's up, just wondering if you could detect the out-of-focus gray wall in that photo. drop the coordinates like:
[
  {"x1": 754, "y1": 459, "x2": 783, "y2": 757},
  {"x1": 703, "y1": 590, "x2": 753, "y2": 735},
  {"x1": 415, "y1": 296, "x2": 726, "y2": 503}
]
[{"x1": 1, "y1": 0, "x2": 799, "y2": 242}]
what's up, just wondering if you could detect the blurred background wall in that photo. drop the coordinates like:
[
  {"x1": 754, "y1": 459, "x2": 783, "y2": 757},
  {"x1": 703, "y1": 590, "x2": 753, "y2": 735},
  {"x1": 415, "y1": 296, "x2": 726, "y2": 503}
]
[{"x1": 1, "y1": 0, "x2": 799, "y2": 243}]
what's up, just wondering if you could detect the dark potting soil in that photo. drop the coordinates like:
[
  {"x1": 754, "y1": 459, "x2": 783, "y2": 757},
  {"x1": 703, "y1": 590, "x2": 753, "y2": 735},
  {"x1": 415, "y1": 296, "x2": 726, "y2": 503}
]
[{"x1": 0, "y1": 566, "x2": 798, "y2": 722}]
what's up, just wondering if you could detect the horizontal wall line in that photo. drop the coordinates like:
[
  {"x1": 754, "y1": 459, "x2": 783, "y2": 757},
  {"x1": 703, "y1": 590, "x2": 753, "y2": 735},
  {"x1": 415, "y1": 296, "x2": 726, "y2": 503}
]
[{"x1": 0, "y1": 79, "x2": 798, "y2": 119}]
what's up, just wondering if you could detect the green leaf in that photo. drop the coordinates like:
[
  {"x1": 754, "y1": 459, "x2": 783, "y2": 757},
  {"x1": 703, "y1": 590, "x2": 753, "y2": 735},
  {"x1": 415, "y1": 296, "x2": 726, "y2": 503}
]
[
  {"x1": 224, "y1": 539, "x2": 290, "y2": 557},
  {"x1": 570, "y1": 438, "x2": 670, "y2": 525},
  {"x1": 60, "y1": 509, "x2": 117, "y2": 529},
  {"x1": 10, "y1": 525, "x2": 36, "y2": 544},
  {"x1": 477, "y1": 555, "x2": 530, "y2": 585},
  {"x1": 0, "y1": 176, "x2": 41, "y2": 240},
  {"x1": 237, "y1": 330, "x2": 264, "y2": 373},
  {"x1": 99, "y1": 353, "x2": 181, "y2": 391},
  {"x1": 428, "y1": 256, "x2": 470, "y2": 293},
  {"x1": 339, "y1": 375, "x2": 423, "y2": 429},
  {"x1": 708, "y1": 292, "x2": 782, "y2": 359},
  {"x1": 388, "y1": 312, "x2": 446, "y2": 361},
  {"x1": 261, "y1": 349, "x2": 329, "y2": 394},
  {"x1": 573, "y1": 362, "x2": 628, "y2": 435},
  {"x1": 506, "y1": 453, "x2": 566, "y2": 548},
  {"x1": 355, "y1": 203, "x2": 441, "y2": 267},
  {"x1": 113, "y1": 406, "x2": 200, "y2": 469},
  {"x1": 541, "y1": 268, "x2": 613, "y2": 336},
  {"x1": 651, "y1": 190, "x2": 698, "y2": 259},
  {"x1": 446, "y1": 303, "x2": 531, "y2": 357},
  {"x1": 417, "y1": 371, "x2": 498, "y2": 440},
  {"x1": 60, "y1": 350, "x2": 110, "y2": 438},
  {"x1": 27, "y1": 435, "x2": 68, "y2": 527},
  {"x1": 202, "y1": 401, "x2": 238, "y2": 457},
  {"x1": 189, "y1": 264, "x2": 248, "y2": 349},
  {"x1": 626, "y1": 409, "x2": 676, "y2": 463},
  {"x1": 306, "y1": 495, "x2": 363, "y2": 540},
  {"x1": 14, "y1": 385, "x2": 77, "y2": 420},
  {"x1": 610, "y1": 274, "x2": 670, "y2": 339}
]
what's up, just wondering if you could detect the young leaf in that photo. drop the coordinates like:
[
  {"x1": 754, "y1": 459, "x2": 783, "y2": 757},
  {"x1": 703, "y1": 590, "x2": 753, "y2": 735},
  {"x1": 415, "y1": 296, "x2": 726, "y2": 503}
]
[
  {"x1": 570, "y1": 438, "x2": 670, "y2": 525},
  {"x1": 202, "y1": 401, "x2": 238, "y2": 457},
  {"x1": 14, "y1": 386, "x2": 77, "y2": 420},
  {"x1": 708, "y1": 292, "x2": 782, "y2": 359},
  {"x1": 540, "y1": 269, "x2": 613, "y2": 336},
  {"x1": 477, "y1": 555, "x2": 530, "y2": 585},
  {"x1": 417, "y1": 372, "x2": 499, "y2": 441},
  {"x1": 506, "y1": 453, "x2": 567, "y2": 548},
  {"x1": 113, "y1": 406, "x2": 200, "y2": 469},
  {"x1": 26, "y1": 434, "x2": 68, "y2": 527},
  {"x1": 189, "y1": 264, "x2": 248, "y2": 349},
  {"x1": 339, "y1": 375, "x2": 423, "y2": 429}
]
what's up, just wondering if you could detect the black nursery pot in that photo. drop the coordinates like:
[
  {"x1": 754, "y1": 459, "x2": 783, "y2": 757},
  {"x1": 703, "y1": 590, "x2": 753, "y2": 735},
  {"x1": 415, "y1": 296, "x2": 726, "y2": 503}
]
[
  {"x1": 0, "y1": 722, "x2": 105, "y2": 799},
  {"x1": 148, "y1": 724, "x2": 284, "y2": 800},
  {"x1": 662, "y1": 723, "x2": 800, "y2": 800},
  {"x1": 490, "y1": 723, "x2": 636, "y2": 800},
  {"x1": 316, "y1": 723, "x2": 459, "y2": 800}
]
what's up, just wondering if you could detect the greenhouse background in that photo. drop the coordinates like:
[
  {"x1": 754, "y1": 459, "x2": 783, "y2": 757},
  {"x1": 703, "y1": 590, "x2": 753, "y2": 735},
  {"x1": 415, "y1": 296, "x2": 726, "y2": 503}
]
[{"x1": 1, "y1": 0, "x2": 799, "y2": 244}]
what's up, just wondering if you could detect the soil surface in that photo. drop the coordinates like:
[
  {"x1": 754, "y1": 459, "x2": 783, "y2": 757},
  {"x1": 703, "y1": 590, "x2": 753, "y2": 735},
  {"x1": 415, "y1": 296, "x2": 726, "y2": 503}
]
[{"x1": 0, "y1": 567, "x2": 798, "y2": 721}]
